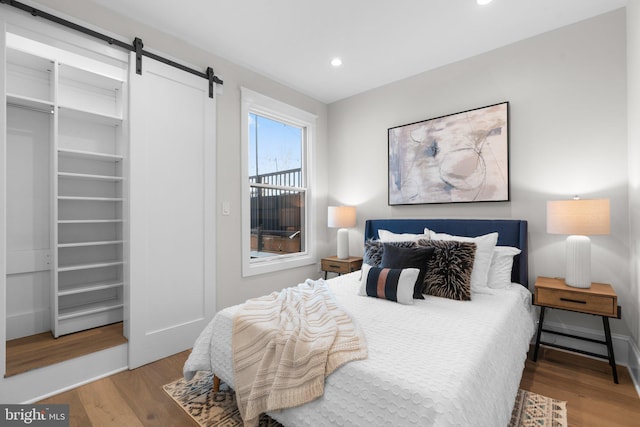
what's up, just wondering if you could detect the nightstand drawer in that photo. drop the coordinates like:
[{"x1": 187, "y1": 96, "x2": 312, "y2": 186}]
[
  {"x1": 535, "y1": 287, "x2": 616, "y2": 317},
  {"x1": 321, "y1": 259, "x2": 352, "y2": 274}
]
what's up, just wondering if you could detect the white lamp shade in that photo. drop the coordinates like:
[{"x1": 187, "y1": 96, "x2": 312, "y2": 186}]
[
  {"x1": 546, "y1": 198, "x2": 610, "y2": 288},
  {"x1": 328, "y1": 206, "x2": 356, "y2": 228},
  {"x1": 547, "y1": 199, "x2": 610, "y2": 235}
]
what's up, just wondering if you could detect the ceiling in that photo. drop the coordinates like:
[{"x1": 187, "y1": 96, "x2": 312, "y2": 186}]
[{"x1": 89, "y1": 0, "x2": 627, "y2": 104}]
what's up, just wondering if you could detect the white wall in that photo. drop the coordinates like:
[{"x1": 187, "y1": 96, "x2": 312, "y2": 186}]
[
  {"x1": 627, "y1": 0, "x2": 640, "y2": 380},
  {"x1": 328, "y1": 10, "x2": 634, "y2": 343}
]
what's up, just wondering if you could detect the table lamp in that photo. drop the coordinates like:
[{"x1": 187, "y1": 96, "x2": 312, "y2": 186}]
[
  {"x1": 546, "y1": 198, "x2": 610, "y2": 288},
  {"x1": 328, "y1": 206, "x2": 356, "y2": 259}
]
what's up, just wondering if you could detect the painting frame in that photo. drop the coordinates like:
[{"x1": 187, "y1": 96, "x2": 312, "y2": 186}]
[{"x1": 388, "y1": 102, "x2": 510, "y2": 205}]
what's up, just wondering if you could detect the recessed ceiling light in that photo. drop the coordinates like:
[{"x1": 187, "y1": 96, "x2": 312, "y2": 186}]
[
  {"x1": 331, "y1": 57, "x2": 342, "y2": 67},
  {"x1": 477, "y1": 0, "x2": 493, "y2": 5}
]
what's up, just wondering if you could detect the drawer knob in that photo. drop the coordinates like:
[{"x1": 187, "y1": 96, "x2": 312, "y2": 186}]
[{"x1": 560, "y1": 297, "x2": 587, "y2": 304}]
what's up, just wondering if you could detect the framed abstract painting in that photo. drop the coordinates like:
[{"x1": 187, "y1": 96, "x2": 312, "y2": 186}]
[{"x1": 388, "y1": 102, "x2": 509, "y2": 205}]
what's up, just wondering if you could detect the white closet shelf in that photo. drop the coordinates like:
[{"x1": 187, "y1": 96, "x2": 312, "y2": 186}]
[
  {"x1": 58, "y1": 172, "x2": 124, "y2": 182},
  {"x1": 58, "y1": 260, "x2": 123, "y2": 272},
  {"x1": 58, "y1": 240, "x2": 123, "y2": 248},
  {"x1": 58, "y1": 299, "x2": 123, "y2": 321},
  {"x1": 58, "y1": 219, "x2": 123, "y2": 224},
  {"x1": 6, "y1": 44, "x2": 54, "y2": 69},
  {"x1": 58, "y1": 279, "x2": 123, "y2": 297},
  {"x1": 59, "y1": 62, "x2": 124, "y2": 89},
  {"x1": 58, "y1": 147, "x2": 123, "y2": 161},
  {"x1": 58, "y1": 196, "x2": 124, "y2": 202},
  {"x1": 59, "y1": 105, "x2": 122, "y2": 126},
  {"x1": 7, "y1": 93, "x2": 54, "y2": 112}
]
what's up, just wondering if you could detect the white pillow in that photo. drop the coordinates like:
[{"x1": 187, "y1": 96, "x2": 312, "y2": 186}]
[
  {"x1": 487, "y1": 246, "x2": 521, "y2": 289},
  {"x1": 378, "y1": 229, "x2": 430, "y2": 242},
  {"x1": 358, "y1": 263, "x2": 418, "y2": 305},
  {"x1": 427, "y1": 229, "x2": 499, "y2": 291}
]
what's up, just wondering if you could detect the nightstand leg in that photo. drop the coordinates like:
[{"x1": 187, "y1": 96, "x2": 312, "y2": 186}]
[
  {"x1": 533, "y1": 306, "x2": 546, "y2": 362},
  {"x1": 602, "y1": 316, "x2": 619, "y2": 384}
]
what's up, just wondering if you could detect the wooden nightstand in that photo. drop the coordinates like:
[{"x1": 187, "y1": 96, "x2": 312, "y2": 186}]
[
  {"x1": 321, "y1": 256, "x2": 363, "y2": 279},
  {"x1": 532, "y1": 276, "x2": 622, "y2": 383}
]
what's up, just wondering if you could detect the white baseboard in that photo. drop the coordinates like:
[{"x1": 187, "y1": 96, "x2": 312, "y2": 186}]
[
  {"x1": 540, "y1": 320, "x2": 640, "y2": 396},
  {"x1": 627, "y1": 337, "x2": 640, "y2": 397}
]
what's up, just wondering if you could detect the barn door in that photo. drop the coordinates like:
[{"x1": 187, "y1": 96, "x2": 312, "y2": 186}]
[{"x1": 127, "y1": 53, "x2": 216, "y2": 368}]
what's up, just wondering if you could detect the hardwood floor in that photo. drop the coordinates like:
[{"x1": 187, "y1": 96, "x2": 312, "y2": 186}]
[
  {"x1": 39, "y1": 350, "x2": 194, "y2": 427},
  {"x1": 520, "y1": 347, "x2": 640, "y2": 427},
  {"x1": 36, "y1": 346, "x2": 640, "y2": 426},
  {"x1": 5, "y1": 322, "x2": 127, "y2": 377}
]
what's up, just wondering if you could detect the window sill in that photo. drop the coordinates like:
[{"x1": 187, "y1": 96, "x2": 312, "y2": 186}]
[{"x1": 242, "y1": 252, "x2": 316, "y2": 277}]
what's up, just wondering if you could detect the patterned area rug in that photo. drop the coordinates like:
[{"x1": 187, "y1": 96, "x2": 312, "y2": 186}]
[
  {"x1": 510, "y1": 388, "x2": 568, "y2": 427},
  {"x1": 163, "y1": 372, "x2": 567, "y2": 427},
  {"x1": 163, "y1": 372, "x2": 281, "y2": 427}
]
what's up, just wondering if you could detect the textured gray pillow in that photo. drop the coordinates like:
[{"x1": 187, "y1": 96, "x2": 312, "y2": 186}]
[
  {"x1": 416, "y1": 239, "x2": 476, "y2": 301},
  {"x1": 363, "y1": 239, "x2": 415, "y2": 268}
]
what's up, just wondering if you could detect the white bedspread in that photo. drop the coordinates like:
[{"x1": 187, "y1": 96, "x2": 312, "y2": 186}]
[{"x1": 184, "y1": 272, "x2": 536, "y2": 427}]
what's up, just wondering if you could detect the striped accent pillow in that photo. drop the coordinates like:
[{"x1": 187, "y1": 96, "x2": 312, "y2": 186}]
[{"x1": 358, "y1": 264, "x2": 419, "y2": 305}]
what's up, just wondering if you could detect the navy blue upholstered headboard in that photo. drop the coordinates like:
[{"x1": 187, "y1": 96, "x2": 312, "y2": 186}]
[{"x1": 364, "y1": 219, "x2": 528, "y2": 287}]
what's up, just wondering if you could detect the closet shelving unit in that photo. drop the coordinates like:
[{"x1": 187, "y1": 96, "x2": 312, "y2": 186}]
[{"x1": 6, "y1": 34, "x2": 127, "y2": 337}]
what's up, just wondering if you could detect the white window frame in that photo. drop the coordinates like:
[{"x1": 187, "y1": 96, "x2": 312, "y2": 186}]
[{"x1": 241, "y1": 87, "x2": 317, "y2": 277}]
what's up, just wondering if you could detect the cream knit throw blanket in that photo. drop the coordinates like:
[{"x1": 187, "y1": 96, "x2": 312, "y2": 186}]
[{"x1": 232, "y1": 279, "x2": 367, "y2": 427}]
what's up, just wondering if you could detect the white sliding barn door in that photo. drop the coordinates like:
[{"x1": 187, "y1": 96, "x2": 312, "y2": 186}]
[{"x1": 128, "y1": 54, "x2": 216, "y2": 368}]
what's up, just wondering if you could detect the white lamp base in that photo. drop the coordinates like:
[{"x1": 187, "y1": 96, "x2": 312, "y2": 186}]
[
  {"x1": 565, "y1": 235, "x2": 591, "y2": 288},
  {"x1": 336, "y1": 228, "x2": 350, "y2": 259}
]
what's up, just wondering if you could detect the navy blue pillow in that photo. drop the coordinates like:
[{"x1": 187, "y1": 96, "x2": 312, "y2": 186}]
[{"x1": 380, "y1": 243, "x2": 435, "y2": 299}]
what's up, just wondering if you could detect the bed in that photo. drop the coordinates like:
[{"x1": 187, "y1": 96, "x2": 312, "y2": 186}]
[{"x1": 184, "y1": 218, "x2": 536, "y2": 426}]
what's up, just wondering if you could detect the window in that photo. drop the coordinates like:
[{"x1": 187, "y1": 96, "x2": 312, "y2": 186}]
[{"x1": 241, "y1": 88, "x2": 317, "y2": 276}]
